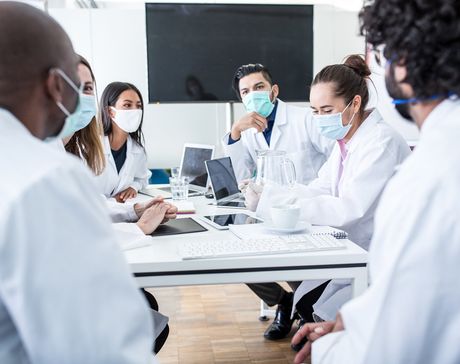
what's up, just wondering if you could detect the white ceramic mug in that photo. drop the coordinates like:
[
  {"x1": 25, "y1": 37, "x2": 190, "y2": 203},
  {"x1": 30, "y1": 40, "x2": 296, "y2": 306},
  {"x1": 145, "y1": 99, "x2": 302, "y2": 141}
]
[{"x1": 270, "y1": 204, "x2": 301, "y2": 229}]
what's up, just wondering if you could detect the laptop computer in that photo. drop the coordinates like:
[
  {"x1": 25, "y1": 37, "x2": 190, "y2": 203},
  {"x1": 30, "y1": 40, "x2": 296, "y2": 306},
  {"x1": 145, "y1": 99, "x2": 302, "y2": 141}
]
[
  {"x1": 142, "y1": 143, "x2": 215, "y2": 198},
  {"x1": 205, "y1": 157, "x2": 246, "y2": 208}
]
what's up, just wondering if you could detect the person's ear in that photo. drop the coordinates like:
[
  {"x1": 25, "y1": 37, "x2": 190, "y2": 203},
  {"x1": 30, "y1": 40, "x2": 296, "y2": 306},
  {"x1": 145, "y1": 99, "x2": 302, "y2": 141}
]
[
  {"x1": 394, "y1": 64, "x2": 414, "y2": 97},
  {"x1": 352, "y1": 95, "x2": 362, "y2": 114},
  {"x1": 45, "y1": 68, "x2": 64, "y2": 104},
  {"x1": 393, "y1": 63, "x2": 407, "y2": 83},
  {"x1": 271, "y1": 84, "x2": 279, "y2": 101},
  {"x1": 108, "y1": 106, "x2": 116, "y2": 120}
]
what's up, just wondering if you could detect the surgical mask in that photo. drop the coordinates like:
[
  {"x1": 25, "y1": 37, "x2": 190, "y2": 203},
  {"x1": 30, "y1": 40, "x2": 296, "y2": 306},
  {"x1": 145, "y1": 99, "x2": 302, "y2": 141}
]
[
  {"x1": 385, "y1": 66, "x2": 448, "y2": 122},
  {"x1": 110, "y1": 107, "x2": 142, "y2": 133},
  {"x1": 71, "y1": 94, "x2": 97, "y2": 132},
  {"x1": 242, "y1": 90, "x2": 275, "y2": 117},
  {"x1": 53, "y1": 68, "x2": 89, "y2": 139},
  {"x1": 313, "y1": 101, "x2": 356, "y2": 140},
  {"x1": 55, "y1": 93, "x2": 97, "y2": 136}
]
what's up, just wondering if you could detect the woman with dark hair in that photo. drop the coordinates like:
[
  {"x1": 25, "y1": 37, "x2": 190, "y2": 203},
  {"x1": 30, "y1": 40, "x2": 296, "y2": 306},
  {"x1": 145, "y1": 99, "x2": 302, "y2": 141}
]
[
  {"x1": 249, "y1": 55, "x2": 411, "y2": 340},
  {"x1": 95, "y1": 81, "x2": 151, "y2": 202},
  {"x1": 63, "y1": 57, "x2": 175, "y2": 227}
]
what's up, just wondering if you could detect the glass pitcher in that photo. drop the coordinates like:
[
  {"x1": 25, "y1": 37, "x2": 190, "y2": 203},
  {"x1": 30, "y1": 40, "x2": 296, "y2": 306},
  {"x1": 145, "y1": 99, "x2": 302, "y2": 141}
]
[{"x1": 255, "y1": 150, "x2": 296, "y2": 187}]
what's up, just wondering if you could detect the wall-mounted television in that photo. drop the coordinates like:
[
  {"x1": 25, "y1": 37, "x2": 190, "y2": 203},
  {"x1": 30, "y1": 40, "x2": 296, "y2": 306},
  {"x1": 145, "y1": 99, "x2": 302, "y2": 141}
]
[{"x1": 145, "y1": 3, "x2": 314, "y2": 103}]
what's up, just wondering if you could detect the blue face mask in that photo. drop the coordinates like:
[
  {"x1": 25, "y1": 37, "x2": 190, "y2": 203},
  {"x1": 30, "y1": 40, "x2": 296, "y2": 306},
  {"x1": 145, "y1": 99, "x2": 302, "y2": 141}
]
[
  {"x1": 242, "y1": 90, "x2": 275, "y2": 117},
  {"x1": 313, "y1": 101, "x2": 356, "y2": 140},
  {"x1": 54, "y1": 69, "x2": 96, "y2": 139},
  {"x1": 70, "y1": 93, "x2": 97, "y2": 132}
]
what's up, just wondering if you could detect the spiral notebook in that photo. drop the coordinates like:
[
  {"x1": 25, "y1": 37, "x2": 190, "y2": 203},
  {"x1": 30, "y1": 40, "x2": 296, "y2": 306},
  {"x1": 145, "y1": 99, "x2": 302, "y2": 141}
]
[{"x1": 229, "y1": 224, "x2": 348, "y2": 240}]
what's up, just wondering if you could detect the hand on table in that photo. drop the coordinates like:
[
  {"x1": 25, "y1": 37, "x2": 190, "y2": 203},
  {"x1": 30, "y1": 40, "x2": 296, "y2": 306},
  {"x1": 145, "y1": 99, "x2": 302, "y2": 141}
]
[
  {"x1": 115, "y1": 187, "x2": 137, "y2": 203},
  {"x1": 136, "y1": 203, "x2": 169, "y2": 235},
  {"x1": 134, "y1": 197, "x2": 178, "y2": 224}
]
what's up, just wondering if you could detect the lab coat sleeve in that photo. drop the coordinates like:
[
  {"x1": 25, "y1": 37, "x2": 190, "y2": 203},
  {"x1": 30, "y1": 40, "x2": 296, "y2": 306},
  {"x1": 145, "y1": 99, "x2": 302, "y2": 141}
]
[
  {"x1": 221, "y1": 132, "x2": 256, "y2": 182},
  {"x1": 113, "y1": 221, "x2": 145, "y2": 235},
  {"x1": 0, "y1": 164, "x2": 155, "y2": 364},
  {"x1": 311, "y1": 331, "x2": 356, "y2": 363},
  {"x1": 129, "y1": 150, "x2": 152, "y2": 192},
  {"x1": 105, "y1": 196, "x2": 138, "y2": 223},
  {"x1": 298, "y1": 139, "x2": 401, "y2": 228}
]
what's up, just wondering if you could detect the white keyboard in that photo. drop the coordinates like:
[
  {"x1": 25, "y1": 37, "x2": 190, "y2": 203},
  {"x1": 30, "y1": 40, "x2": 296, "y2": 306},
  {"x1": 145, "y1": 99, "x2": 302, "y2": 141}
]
[{"x1": 179, "y1": 234, "x2": 346, "y2": 260}]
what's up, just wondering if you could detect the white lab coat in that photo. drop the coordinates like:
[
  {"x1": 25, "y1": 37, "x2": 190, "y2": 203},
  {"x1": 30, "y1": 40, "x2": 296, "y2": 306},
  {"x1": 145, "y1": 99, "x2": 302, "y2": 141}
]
[
  {"x1": 95, "y1": 135, "x2": 152, "y2": 197},
  {"x1": 257, "y1": 109, "x2": 411, "y2": 320},
  {"x1": 222, "y1": 99, "x2": 334, "y2": 184},
  {"x1": 46, "y1": 136, "x2": 143, "y2": 224},
  {"x1": 312, "y1": 98, "x2": 460, "y2": 364},
  {"x1": 0, "y1": 108, "x2": 157, "y2": 364},
  {"x1": 48, "y1": 130, "x2": 168, "y2": 336},
  {"x1": 106, "y1": 198, "x2": 139, "y2": 223}
]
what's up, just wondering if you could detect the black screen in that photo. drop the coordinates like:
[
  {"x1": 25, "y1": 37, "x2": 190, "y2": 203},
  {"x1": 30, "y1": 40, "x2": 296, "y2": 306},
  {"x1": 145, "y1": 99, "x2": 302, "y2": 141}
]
[
  {"x1": 146, "y1": 3, "x2": 314, "y2": 103},
  {"x1": 206, "y1": 157, "x2": 240, "y2": 200},
  {"x1": 180, "y1": 146, "x2": 213, "y2": 188}
]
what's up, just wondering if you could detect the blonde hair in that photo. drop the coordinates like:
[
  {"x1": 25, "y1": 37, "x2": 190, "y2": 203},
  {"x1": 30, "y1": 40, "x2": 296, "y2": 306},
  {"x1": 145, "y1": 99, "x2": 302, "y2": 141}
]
[
  {"x1": 65, "y1": 55, "x2": 105, "y2": 175},
  {"x1": 65, "y1": 116, "x2": 105, "y2": 175}
]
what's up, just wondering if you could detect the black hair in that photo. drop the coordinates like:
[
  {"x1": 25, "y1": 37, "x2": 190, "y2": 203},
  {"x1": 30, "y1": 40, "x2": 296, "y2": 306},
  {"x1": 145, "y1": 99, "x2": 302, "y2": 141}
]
[
  {"x1": 99, "y1": 81, "x2": 145, "y2": 149},
  {"x1": 360, "y1": 0, "x2": 460, "y2": 99},
  {"x1": 232, "y1": 63, "x2": 274, "y2": 100},
  {"x1": 311, "y1": 54, "x2": 371, "y2": 116}
]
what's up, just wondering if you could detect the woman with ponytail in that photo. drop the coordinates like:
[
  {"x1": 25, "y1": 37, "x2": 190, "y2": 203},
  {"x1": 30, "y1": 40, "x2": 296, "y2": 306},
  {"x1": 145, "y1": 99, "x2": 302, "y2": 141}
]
[{"x1": 252, "y1": 55, "x2": 411, "y2": 339}]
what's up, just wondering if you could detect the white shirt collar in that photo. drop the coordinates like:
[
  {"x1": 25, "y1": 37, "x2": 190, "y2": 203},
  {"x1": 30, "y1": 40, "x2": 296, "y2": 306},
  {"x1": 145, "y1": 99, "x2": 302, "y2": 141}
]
[
  {"x1": 0, "y1": 107, "x2": 33, "y2": 137},
  {"x1": 419, "y1": 98, "x2": 460, "y2": 136}
]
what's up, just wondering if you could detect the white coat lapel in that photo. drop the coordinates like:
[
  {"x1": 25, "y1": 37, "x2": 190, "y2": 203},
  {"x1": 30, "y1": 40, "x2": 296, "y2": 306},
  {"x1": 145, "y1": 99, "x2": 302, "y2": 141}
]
[
  {"x1": 269, "y1": 100, "x2": 287, "y2": 150},
  {"x1": 103, "y1": 136, "x2": 117, "y2": 171},
  {"x1": 329, "y1": 145, "x2": 342, "y2": 197},
  {"x1": 253, "y1": 130, "x2": 269, "y2": 151}
]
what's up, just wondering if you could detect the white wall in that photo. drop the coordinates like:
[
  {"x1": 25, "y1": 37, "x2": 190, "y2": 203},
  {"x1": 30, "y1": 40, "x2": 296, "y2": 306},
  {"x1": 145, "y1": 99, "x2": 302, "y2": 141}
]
[{"x1": 51, "y1": 4, "x2": 418, "y2": 168}]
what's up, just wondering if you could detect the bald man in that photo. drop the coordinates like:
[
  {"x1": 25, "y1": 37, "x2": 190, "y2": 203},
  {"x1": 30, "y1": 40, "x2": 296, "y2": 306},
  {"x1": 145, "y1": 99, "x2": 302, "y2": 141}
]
[{"x1": 0, "y1": 3, "x2": 157, "y2": 363}]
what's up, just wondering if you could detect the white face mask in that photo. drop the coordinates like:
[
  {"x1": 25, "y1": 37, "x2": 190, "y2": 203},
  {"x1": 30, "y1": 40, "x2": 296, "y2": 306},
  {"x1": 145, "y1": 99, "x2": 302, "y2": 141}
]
[{"x1": 110, "y1": 107, "x2": 142, "y2": 133}]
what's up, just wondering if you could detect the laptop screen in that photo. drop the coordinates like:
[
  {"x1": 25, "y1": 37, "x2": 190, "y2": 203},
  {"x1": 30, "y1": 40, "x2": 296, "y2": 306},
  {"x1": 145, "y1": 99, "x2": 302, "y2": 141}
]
[
  {"x1": 206, "y1": 157, "x2": 240, "y2": 200},
  {"x1": 180, "y1": 146, "x2": 214, "y2": 188}
]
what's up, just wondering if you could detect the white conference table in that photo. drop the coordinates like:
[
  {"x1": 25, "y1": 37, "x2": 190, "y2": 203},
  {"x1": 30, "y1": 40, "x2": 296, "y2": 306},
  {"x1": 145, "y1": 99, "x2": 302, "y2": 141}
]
[{"x1": 124, "y1": 194, "x2": 369, "y2": 299}]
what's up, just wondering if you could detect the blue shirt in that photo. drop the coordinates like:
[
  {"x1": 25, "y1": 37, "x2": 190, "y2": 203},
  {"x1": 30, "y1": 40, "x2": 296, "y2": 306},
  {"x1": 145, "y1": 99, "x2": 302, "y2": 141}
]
[
  {"x1": 228, "y1": 101, "x2": 278, "y2": 146},
  {"x1": 111, "y1": 141, "x2": 127, "y2": 174}
]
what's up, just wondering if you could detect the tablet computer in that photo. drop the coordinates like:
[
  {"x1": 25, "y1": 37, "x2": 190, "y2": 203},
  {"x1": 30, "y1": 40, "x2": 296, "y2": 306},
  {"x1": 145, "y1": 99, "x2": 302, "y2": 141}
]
[{"x1": 199, "y1": 213, "x2": 263, "y2": 230}]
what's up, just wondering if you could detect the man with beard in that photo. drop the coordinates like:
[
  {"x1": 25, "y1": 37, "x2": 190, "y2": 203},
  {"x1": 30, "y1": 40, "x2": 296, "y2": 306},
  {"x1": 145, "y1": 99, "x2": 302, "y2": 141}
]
[{"x1": 291, "y1": 1, "x2": 460, "y2": 363}]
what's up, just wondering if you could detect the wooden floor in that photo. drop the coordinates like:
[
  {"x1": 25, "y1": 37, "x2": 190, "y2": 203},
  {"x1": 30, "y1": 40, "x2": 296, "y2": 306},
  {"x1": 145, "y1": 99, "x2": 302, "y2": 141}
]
[{"x1": 149, "y1": 284, "x2": 303, "y2": 364}]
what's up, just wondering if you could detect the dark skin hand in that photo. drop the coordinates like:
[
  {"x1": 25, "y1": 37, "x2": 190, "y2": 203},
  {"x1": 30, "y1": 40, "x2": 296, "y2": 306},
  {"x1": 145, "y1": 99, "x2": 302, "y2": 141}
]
[{"x1": 292, "y1": 314, "x2": 344, "y2": 364}]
